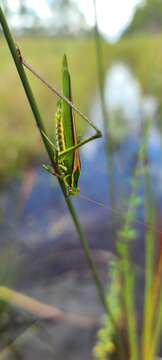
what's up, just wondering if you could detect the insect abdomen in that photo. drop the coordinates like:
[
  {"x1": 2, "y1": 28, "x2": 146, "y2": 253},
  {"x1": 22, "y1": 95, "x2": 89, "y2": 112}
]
[{"x1": 55, "y1": 107, "x2": 65, "y2": 153}]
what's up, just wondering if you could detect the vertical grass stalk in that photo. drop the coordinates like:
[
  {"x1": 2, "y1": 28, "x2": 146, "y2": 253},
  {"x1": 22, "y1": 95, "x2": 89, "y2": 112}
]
[
  {"x1": 141, "y1": 124, "x2": 155, "y2": 360},
  {"x1": 116, "y1": 132, "x2": 149, "y2": 359},
  {"x1": 117, "y1": 201, "x2": 139, "y2": 359},
  {"x1": 150, "y1": 292, "x2": 162, "y2": 357},
  {"x1": 93, "y1": 0, "x2": 116, "y2": 226},
  {"x1": 122, "y1": 250, "x2": 139, "y2": 360}
]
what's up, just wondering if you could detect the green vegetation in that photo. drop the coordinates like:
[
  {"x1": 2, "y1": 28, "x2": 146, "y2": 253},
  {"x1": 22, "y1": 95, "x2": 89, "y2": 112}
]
[
  {"x1": 2, "y1": 32, "x2": 162, "y2": 180},
  {"x1": 124, "y1": 0, "x2": 162, "y2": 36},
  {"x1": 115, "y1": 33, "x2": 162, "y2": 101}
]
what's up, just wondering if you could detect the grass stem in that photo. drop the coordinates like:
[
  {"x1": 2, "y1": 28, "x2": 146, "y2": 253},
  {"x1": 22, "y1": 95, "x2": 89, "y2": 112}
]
[{"x1": 93, "y1": 0, "x2": 116, "y2": 226}]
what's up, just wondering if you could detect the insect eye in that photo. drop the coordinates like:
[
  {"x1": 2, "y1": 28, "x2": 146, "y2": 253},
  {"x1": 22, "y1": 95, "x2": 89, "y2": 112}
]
[{"x1": 77, "y1": 187, "x2": 80, "y2": 193}]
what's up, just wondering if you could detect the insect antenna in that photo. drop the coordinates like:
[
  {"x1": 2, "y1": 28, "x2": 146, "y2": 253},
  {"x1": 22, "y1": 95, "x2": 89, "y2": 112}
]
[{"x1": 79, "y1": 193, "x2": 162, "y2": 237}]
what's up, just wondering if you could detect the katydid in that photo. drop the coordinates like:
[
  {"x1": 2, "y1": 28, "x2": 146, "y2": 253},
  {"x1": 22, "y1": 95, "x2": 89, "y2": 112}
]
[{"x1": 42, "y1": 55, "x2": 102, "y2": 196}]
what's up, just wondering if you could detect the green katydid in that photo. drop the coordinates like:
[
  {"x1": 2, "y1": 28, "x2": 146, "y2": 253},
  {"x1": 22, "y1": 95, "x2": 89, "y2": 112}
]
[{"x1": 41, "y1": 54, "x2": 102, "y2": 197}]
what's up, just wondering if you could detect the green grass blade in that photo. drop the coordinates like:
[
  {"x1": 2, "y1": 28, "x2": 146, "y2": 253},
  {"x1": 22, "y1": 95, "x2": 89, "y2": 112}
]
[
  {"x1": 93, "y1": 0, "x2": 116, "y2": 227},
  {"x1": 141, "y1": 123, "x2": 155, "y2": 360},
  {"x1": 150, "y1": 292, "x2": 162, "y2": 358}
]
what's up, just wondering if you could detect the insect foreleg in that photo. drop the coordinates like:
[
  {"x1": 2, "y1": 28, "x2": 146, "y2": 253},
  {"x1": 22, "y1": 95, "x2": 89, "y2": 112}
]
[
  {"x1": 43, "y1": 164, "x2": 58, "y2": 176},
  {"x1": 43, "y1": 163, "x2": 67, "y2": 177}
]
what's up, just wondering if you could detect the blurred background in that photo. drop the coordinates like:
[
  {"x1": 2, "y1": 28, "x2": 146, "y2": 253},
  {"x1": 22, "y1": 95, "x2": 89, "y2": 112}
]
[{"x1": 0, "y1": 0, "x2": 162, "y2": 358}]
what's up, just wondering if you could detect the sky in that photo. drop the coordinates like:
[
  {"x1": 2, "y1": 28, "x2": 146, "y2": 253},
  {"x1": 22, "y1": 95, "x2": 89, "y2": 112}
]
[
  {"x1": 8, "y1": 0, "x2": 143, "y2": 41},
  {"x1": 76, "y1": 0, "x2": 142, "y2": 40}
]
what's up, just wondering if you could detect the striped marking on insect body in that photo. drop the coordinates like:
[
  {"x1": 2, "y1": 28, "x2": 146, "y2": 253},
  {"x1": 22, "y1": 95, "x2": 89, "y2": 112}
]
[
  {"x1": 55, "y1": 102, "x2": 65, "y2": 153},
  {"x1": 54, "y1": 102, "x2": 68, "y2": 177}
]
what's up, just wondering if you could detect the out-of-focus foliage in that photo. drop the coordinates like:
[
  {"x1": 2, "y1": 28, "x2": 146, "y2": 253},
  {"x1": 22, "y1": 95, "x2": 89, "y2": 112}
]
[
  {"x1": 114, "y1": 33, "x2": 162, "y2": 121},
  {"x1": 1, "y1": 0, "x2": 88, "y2": 35},
  {"x1": 124, "y1": 0, "x2": 162, "y2": 36}
]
